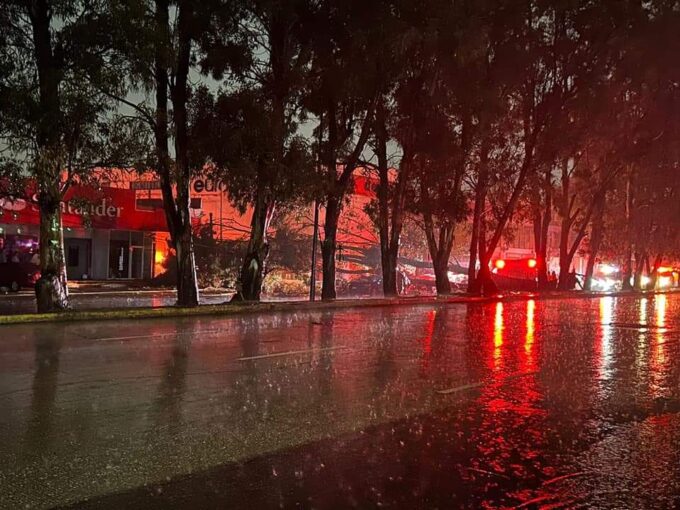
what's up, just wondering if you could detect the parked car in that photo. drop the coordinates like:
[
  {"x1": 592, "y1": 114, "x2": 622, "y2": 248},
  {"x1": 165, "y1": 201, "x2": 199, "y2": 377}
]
[
  {"x1": 0, "y1": 262, "x2": 40, "y2": 292},
  {"x1": 345, "y1": 270, "x2": 412, "y2": 297},
  {"x1": 346, "y1": 275, "x2": 383, "y2": 296}
]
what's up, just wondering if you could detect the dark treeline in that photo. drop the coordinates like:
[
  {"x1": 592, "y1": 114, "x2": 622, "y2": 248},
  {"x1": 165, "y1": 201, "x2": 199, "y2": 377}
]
[{"x1": 1, "y1": 0, "x2": 679, "y2": 311}]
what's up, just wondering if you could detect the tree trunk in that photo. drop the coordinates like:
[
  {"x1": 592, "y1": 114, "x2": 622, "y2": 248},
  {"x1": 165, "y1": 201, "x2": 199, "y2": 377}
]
[
  {"x1": 472, "y1": 210, "x2": 498, "y2": 296},
  {"x1": 423, "y1": 212, "x2": 454, "y2": 296},
  {"x1": 174, "y1": 221, "x2": 199, "y2": 306},
  {"x1": 321, "y1": 196, "x2": 340, "y2": 300},
  {"x1": 374, "y1": 100, "x2": 410, "y2": 298},
  {"x1": 433, "y1": 255, "x2": 451, "y2": 295},
  {"x1": 477, "y1": 249, "x2": 498, "y2": 295},
  {"x1": 467, "y1": 148, "x2": 489, "y2": 293},
  {"x1": 556, "y1": 157, "x2": 574, "y2": 290},
  {"x1": 621, "y1": 247, "x2": 633, "y2": 291},
  {"x1": 31, "y1": 0, "x2": 69, "y2": 312},
  {"x1": 532, "y1": 205, "x2": 544, "y2": 280},
  {"x1": 583, "y1": 242, "x2": 598, "y2": 292},
  {"x1": 376, "y1": 107, "x2": 397, "y2": 297},
  {"x1": 557, "y1": 252, "x2": 573, "y2": 290},
  {"x1": 621, "y1": 169, "x2": 634, "y2": 290},
  {"x1": 535, "y1": 167, "x2": 552, "y2": 288},
  {"x1": 633, "y1": 253, "x2": 646, "y2": 291},
  {"x1": 384, "y1": 155, "x2": 410, "y2": 296},
  {"x1": 174, "y1": 1, "x2": 198, "y2": 307},
  {"x1": 467, "y1": 209, "x2": 480, "y2": 292},
  {"x1": 235, "y1": 196, "x2": 273, "y2": 301},
  {"x1": 650, "y1": 253, "x2": 662, "y2": 290},
  {"x1": 533, "y1": 209, "x2": 550, "y2": 289},
  {"x1": 35, "y1": 181, "x2": 69, "y2": 312},
  {"x1": 154, "y1": 0, "x2": 199, "y2": 307},
  {"x1": 583, "y1": 194, "x2": 605, "y2": 291},
  {"x1": 583, "y1": 247, "x2": 597, "y2": 292},
  {"x1": 470, "y1": 206, "x2": 487, "y2": 295},
  {"x1": 558, "y1": 188, "x2": 602, "y2": 290},
  {"x1": 557, "y1": 215, "x2": 586, "y2": 291},
  {"x1": 381, "y1": 249, "x2": 398, "y2": 296}
]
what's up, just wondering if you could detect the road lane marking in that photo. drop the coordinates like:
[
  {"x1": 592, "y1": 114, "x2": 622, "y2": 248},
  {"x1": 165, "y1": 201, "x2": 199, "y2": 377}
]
[
  {"x1": 78, "y1": 328, "x2": 236, "y2": 342},
  {"x1": 236, "y1": 345, "x2": 350, "y2": 361},
  {"x1": 605, "y1": 322, "x2": 673, "y2": 332},
  {"x1": 436, "y1": 381, "x2": 485, "y2": 394},
  {"x1": 436, "y1": 371, "x2": 539, "y2": 395}
]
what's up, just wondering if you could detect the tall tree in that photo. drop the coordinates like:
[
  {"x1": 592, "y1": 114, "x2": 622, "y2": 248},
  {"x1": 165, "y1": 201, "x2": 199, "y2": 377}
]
[
  {"x1": 368, "y1": 2, "x2": 410, "y2": 298},
  {"x1": 0, "y1": 0, "x2": 146, "y2": 311},
  {"x1": 469, "y1": 0, "x2": 605, "y2": 294},
  {"x1": 153, "y1": 0, "x2": 199, "y2": 306},
  {"x1": 197, "y1": 0, "x2": 314, "y2": 301},
  {"x1": 305, "y1": 0, "x2": 381, "y2": 300},
  {"x1": 189, "y1": 86, "x2": 314, "y2": 301},
  {"x1": 106, "y1": 0, "x2": 244, "y2": 306}
]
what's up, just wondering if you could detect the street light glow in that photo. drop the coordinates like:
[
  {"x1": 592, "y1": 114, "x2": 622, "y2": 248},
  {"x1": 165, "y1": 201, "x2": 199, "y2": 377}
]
[{"x1": 600, "y1": 264, "x2": 618, "y2": 275}]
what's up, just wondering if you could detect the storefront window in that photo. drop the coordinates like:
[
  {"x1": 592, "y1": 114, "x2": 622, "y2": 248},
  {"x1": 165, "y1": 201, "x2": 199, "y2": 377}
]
[
  {"x1": 0, "y1": 233, "x2": 39, "y2": 264},
  {"x1": 108, "y1": 230, "x2": 151, "y2": 279}
]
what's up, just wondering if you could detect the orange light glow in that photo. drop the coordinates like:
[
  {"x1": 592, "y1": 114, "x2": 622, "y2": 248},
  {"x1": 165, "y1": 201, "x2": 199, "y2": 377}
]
[
  {"x1": 657, "y1": 266, "x2": 673, "y2": 274},
  {"x1": 495, "y1": 259, "x2": 506, "y2": 270},
  {"x1": 525, "y1": 299, "x2": 535, "y2": 352},
  {"x1": 651, "y1": 294, "x2": 668, "y2": 388},
  {"x1": 527, "y1": 258, "x2": 537, "y2": 269},
  {"x1": 154, "y1": 250, "x2": 166, "y2": 264},
  {"x1": 494, "y1": 302, "x2": 504, "y2": 346},
  {"x1": 639, "y1": 297, "x2": 648, "y2": 326},
  {"x1": 494, "y1": 302, "x2": 504, "y2": 369},
  {"x1": 598, "y1": 296, "x2": 615, "y2": 383},
  {"x1": 658, "y1": 276, "x2": 672, "y2": 288},
  {"x1": 656, "y1": 294, "x2": 667, "y2": 329}
]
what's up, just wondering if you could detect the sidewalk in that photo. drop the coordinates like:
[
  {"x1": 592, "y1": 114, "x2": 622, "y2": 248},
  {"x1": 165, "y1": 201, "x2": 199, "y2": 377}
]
[
  {"x1": 67, "y1": 280, "x2": 230, "y2": 294},
  {"x1": 2, "y1": 281, "x2": 231, "y2": 297}
]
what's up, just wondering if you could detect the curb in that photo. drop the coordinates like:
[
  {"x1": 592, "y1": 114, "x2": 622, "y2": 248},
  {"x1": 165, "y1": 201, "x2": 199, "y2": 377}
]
[
  {"x1": 0, "y1": 289, "x2": 231, "y2": 299},
  {"x1": 0, "y1": 289, "x2": 674, "y2": 326}
]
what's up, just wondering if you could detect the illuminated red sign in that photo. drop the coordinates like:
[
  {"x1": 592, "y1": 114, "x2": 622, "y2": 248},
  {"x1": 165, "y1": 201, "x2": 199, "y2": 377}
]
[{"x1": 0, "y1": 185, "x2": 169, "y2": 231}]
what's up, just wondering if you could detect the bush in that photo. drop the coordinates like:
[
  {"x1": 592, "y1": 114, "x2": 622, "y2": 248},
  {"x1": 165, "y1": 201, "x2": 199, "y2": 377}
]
[{"x1": 262, "y1": 272, "x2": 309, "y2": 297}]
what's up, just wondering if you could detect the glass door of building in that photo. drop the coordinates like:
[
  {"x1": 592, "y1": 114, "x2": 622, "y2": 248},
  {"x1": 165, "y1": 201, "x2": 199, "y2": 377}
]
[
  {"x1": 108, "y1": 239, "x2": 129, "y2": 278},
  {"x1": 130, "y1": 246, "x2": 144, "y2": 279}
]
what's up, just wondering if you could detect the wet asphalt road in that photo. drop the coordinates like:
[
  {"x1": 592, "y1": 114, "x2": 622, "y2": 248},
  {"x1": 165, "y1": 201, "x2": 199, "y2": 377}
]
[{"x1": 0, "y1": 294, "x2": 679, "y2": 509}]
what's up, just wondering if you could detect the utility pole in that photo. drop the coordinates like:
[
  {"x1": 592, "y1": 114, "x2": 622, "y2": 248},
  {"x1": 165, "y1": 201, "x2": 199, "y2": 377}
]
[
  {"x1": 309, "y1": 200, "x2": 319, "y2": 301},
  {"x1": 310, "y1": 112, "x2": 323, "y2": 302}
]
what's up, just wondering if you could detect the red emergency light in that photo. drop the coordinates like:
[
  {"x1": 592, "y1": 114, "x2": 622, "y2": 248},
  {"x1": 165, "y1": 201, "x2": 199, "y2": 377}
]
[
  {"x1": 494, "y1": 259, "x2": 506, "y2": 270},
  {"x1": 528, "y1": 258, "x2": 537, "y2": 268}
]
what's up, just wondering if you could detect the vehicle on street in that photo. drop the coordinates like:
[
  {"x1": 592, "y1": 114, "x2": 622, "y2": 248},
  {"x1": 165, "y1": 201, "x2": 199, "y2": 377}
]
[
  {"x1": 491, "y1": 257, "x2": 539, "y2": 291},
  {"x1": 345, "y1": 270, "x2": 412, "y2": 296},
  {"x1": 0, "y1": 262, "x2": 40, "y2": 292}
]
